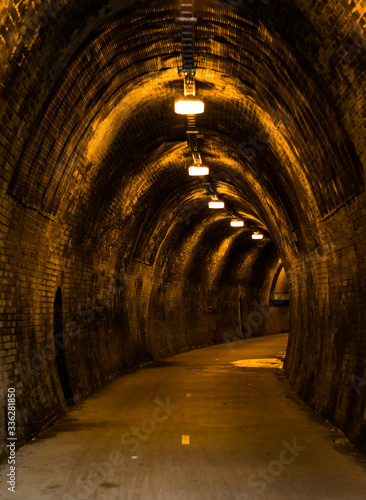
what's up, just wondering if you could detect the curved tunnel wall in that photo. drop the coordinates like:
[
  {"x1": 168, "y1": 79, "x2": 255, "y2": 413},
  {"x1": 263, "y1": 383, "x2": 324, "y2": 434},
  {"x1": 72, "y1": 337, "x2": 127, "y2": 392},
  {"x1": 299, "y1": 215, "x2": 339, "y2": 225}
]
[{"x1": 0, "y1": 0, "x2": 365, "y2": 457}]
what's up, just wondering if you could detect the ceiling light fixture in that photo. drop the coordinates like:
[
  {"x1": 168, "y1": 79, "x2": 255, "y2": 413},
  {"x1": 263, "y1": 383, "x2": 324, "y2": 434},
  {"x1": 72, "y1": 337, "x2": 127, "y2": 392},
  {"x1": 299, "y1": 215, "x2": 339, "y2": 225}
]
[
  {"x1": 230, "y1": 220, "x2": 244, "y2": 227},
  {"x1": 252, "y1": 232, "x2": 264, "y2": 240},
  {"x1": 174, "y1": 98, "x2": 205, "y2": 115},
  {"x1": 209, "y1": 196, "x2": 225, "y2": 209},
  {"x1": 188, "y1": 165, "x2": 209, "y2": 176},
  {"x1": 209, "y1": 201, "x2": 225, "y2": 209}
]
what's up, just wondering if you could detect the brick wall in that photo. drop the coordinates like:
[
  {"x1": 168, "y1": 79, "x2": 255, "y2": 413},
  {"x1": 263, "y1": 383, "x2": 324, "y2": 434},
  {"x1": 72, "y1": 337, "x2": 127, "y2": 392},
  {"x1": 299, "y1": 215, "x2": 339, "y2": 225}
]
[{"x1": 285, "y1": 191, "x2": 366, "y2": 452}]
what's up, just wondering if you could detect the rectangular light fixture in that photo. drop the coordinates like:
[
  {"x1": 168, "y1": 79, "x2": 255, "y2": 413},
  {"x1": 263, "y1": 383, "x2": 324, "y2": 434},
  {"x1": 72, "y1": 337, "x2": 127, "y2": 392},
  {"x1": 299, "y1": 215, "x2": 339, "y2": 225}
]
[
  {"x1": 231, "y1": 220, "x2": 244, "y2": 227},
  {"x1": 175, "y1": 99, "x2": 204, "y2": 115},
  {"x1": 209, "y1": 201, "x2": 225, "y2": 209},
  {"x1": 252, "y1": 233, "x2": 264, "y2": 240},
  {"x1": 188, "y1": 166, "x2": 209, "y2": 176}
]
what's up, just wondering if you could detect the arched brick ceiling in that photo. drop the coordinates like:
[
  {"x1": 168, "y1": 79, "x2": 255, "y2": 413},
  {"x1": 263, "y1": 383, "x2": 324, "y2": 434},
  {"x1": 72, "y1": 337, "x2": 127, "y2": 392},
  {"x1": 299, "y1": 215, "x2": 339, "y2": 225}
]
[{"x1": 1, "y1": 0, "x2": 365, "y2": 278}]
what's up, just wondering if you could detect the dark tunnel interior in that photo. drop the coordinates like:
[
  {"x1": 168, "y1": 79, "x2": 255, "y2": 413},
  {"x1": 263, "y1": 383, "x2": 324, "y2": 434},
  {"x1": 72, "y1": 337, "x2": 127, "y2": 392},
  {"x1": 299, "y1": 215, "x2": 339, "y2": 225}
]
[{"x1": 0, "y1": 0, "x2": 365, "y2": 461}]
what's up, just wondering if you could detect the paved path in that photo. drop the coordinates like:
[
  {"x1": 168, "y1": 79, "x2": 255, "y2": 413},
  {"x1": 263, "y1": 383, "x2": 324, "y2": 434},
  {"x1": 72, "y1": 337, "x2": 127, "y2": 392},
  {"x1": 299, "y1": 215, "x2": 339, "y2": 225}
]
[{"x1": 1, "y1": 333, "x2": 366, "y2": 499}]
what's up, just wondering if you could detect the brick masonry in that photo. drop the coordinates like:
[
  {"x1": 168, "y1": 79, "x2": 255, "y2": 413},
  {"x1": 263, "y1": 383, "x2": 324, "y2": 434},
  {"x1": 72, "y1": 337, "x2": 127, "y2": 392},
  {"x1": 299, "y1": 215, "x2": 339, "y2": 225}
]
[{"x1": 0, "y1": 0, "x2": 365, "y2": 459}]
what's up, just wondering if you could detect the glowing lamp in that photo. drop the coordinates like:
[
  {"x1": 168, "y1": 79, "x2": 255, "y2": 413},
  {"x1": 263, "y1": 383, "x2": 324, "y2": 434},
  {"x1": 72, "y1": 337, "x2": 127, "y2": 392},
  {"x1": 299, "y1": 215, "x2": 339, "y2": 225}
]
[
  {"x1": 231, "y1": 220, "x2": 244, "y2": 227},
  {"x1": 209, "y1": 201, "x2": 225, "y2": 209},
  {"x1": 252, "y1": 232, "x2": 264, "y2": 240},
  {"x1": 188, "y1": 166, "x2": 209, "y2": 176},
  {"x1": 174, "y1": 99, "x2": 205, "y2": 115}
]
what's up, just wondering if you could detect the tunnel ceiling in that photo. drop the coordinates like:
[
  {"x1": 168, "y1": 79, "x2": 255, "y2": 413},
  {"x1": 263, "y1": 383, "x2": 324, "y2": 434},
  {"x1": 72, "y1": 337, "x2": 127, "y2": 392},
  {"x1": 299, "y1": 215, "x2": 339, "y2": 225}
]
[{"x1": 1, "y1": 0, "x2": 365, "y2": 271}]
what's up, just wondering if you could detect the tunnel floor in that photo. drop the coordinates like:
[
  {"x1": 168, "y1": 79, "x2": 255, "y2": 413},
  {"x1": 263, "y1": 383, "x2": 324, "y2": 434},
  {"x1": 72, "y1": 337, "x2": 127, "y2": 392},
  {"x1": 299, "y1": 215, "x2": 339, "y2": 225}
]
[{"x1": 2, "y1": 333, "x2": 366, "y2": 500}]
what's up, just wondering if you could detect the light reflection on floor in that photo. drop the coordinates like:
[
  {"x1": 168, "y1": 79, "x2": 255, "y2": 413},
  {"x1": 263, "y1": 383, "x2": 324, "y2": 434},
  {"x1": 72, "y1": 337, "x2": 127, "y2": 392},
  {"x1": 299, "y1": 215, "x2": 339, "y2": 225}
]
[{"x1": 232, "y1": 357, "x2": 284, "y2": 368}]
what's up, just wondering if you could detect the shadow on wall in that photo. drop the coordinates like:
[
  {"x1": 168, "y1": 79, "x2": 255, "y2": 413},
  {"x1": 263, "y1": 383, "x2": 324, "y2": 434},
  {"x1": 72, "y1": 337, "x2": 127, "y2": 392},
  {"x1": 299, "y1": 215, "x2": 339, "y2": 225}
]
[{"x1": 54, "y1": 288, "x2": 74, "y2": 407}]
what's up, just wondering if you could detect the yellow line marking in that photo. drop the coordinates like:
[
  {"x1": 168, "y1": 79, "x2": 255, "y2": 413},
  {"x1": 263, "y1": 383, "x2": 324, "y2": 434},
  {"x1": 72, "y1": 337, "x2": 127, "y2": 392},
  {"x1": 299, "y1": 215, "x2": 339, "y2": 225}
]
[{"x1": 182, "y1": 435, "x2": 190, "y2": 445}]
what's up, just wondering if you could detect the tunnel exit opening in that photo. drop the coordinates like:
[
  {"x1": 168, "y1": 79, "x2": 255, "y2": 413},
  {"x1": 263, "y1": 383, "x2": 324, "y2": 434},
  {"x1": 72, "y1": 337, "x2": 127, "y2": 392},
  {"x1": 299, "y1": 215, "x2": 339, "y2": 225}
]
[
  {"x1": 270, "y1": 265, "x2": 290, "y2": 307},
  {"x1": 54, "y1": 288, "x2": 74, "y2": 405},
  {"x1": 269, "y1": 265, "x2": 290, "y2": 334}
]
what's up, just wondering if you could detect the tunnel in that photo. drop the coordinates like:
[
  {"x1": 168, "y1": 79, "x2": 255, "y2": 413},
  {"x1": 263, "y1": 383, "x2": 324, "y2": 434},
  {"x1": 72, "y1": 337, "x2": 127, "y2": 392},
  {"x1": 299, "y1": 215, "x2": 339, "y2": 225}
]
[{"x1": 0, "y1": 0, "x2": 366, "y2": 497}]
